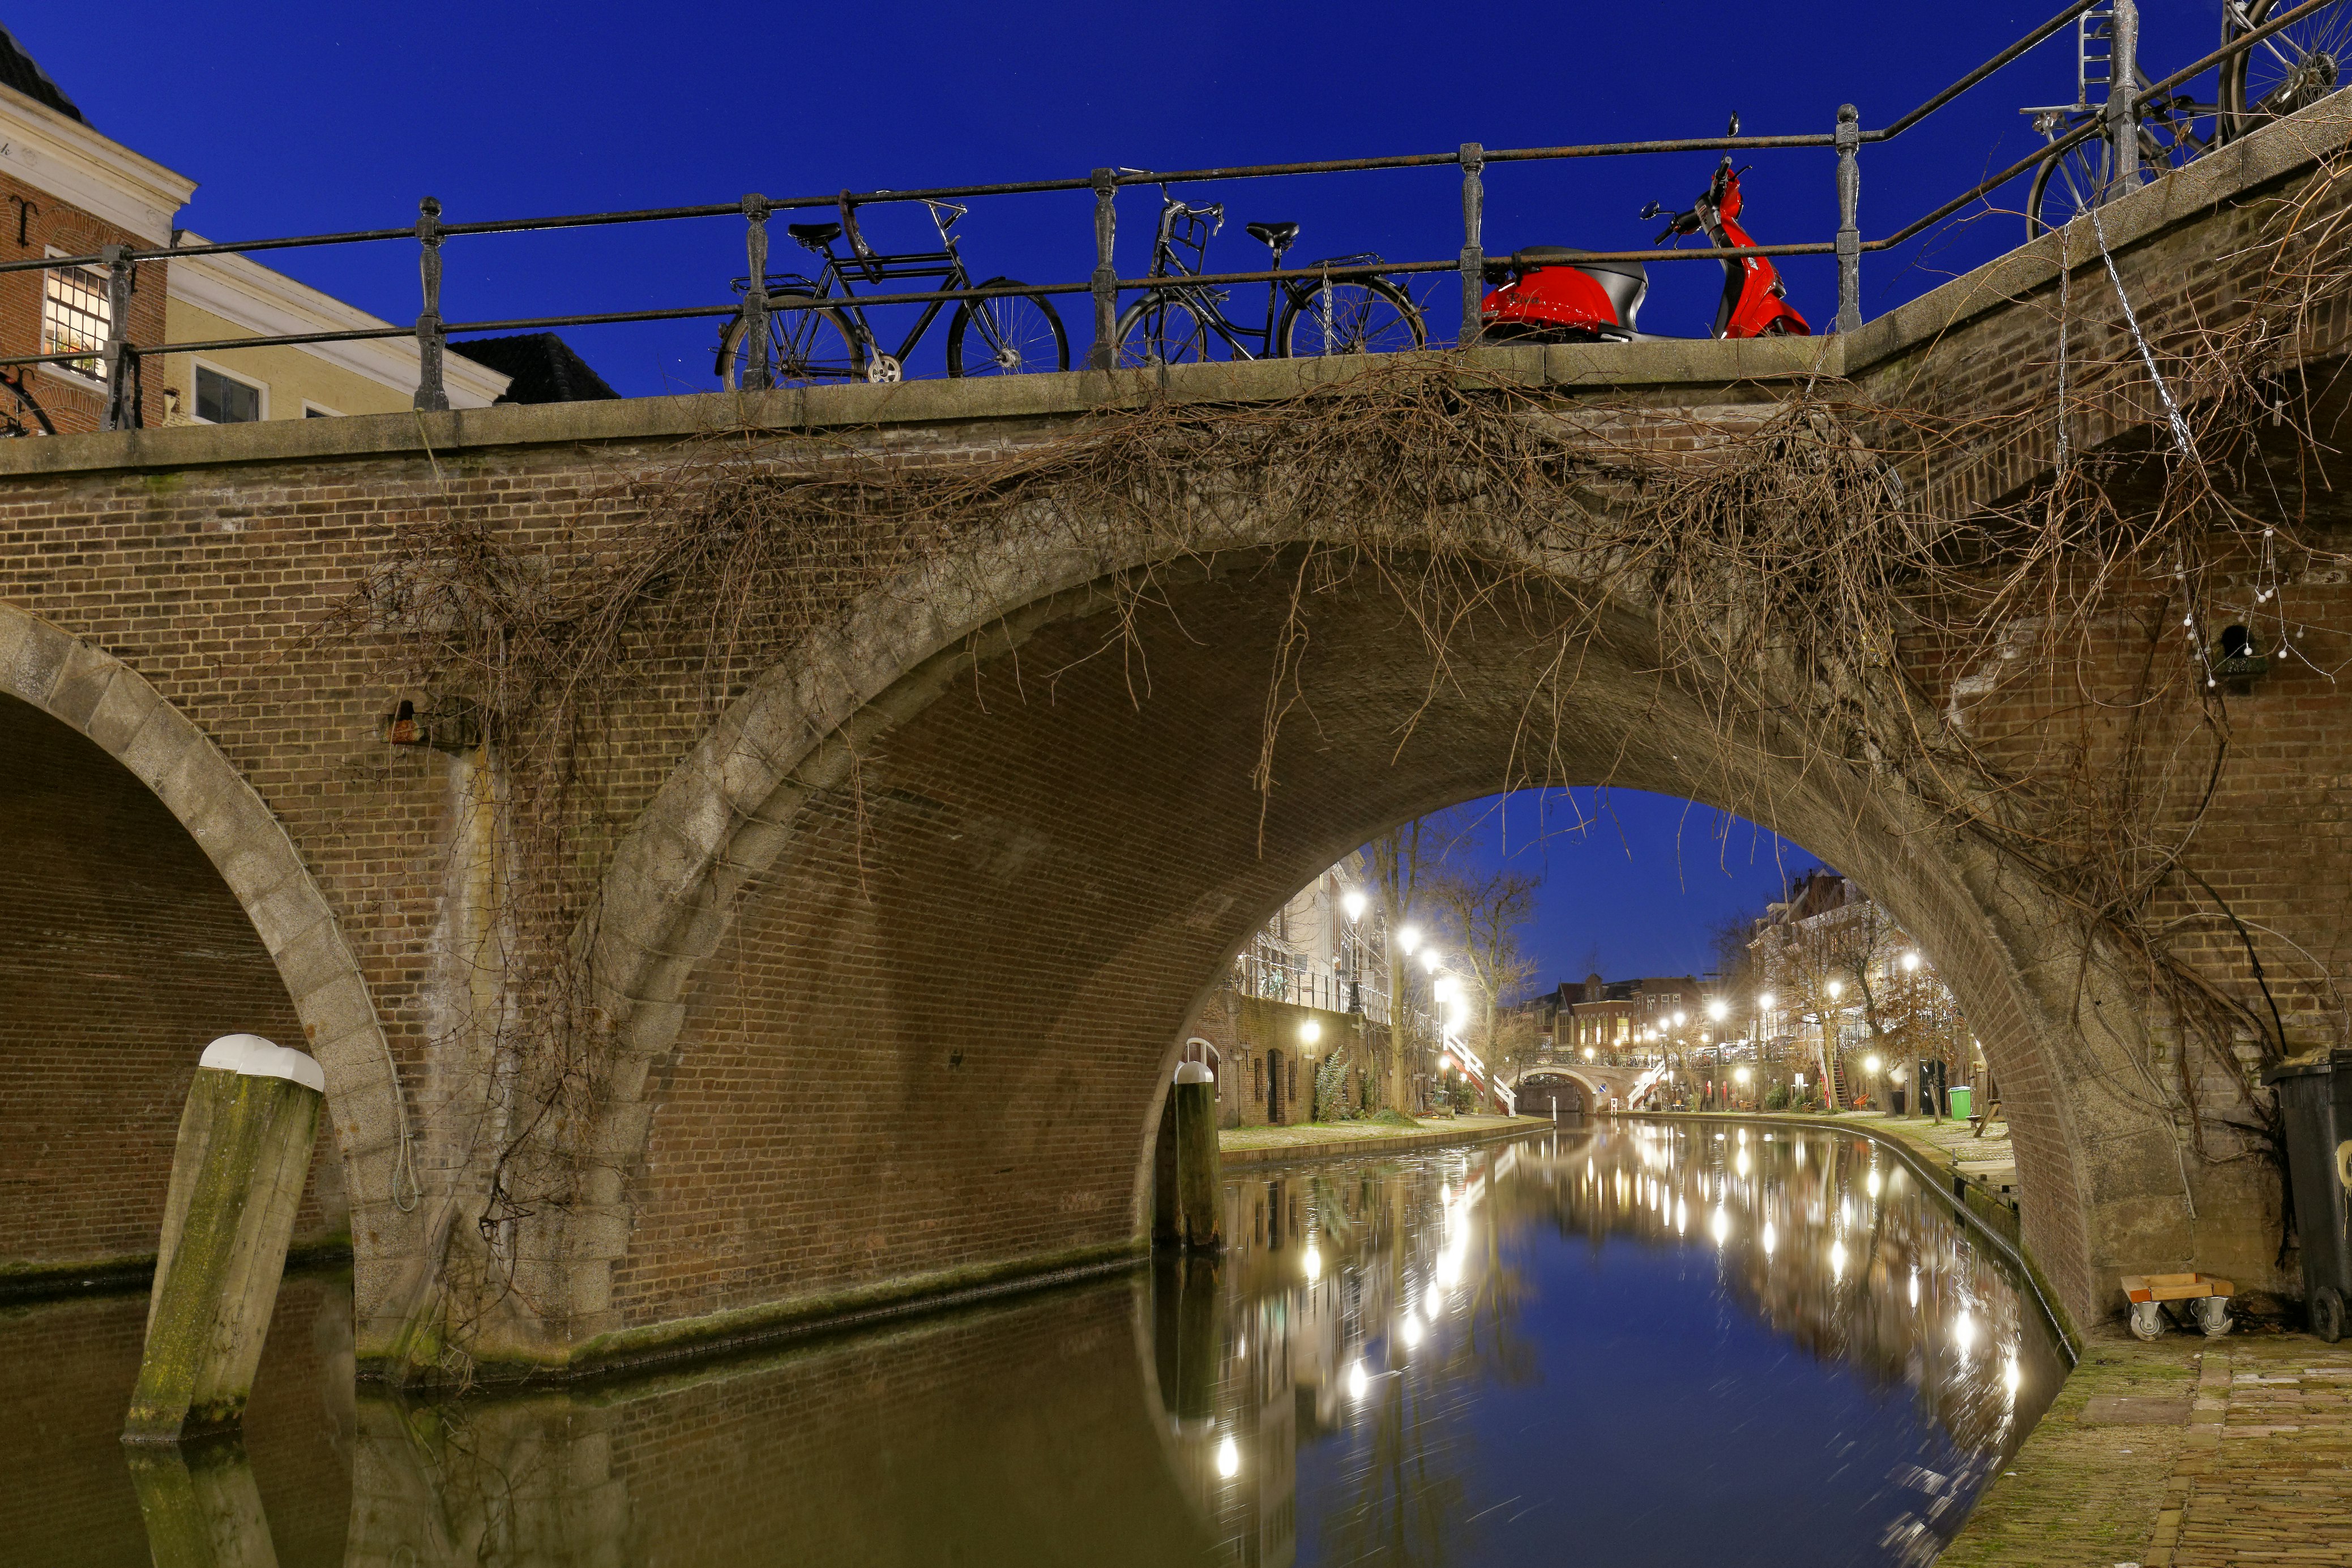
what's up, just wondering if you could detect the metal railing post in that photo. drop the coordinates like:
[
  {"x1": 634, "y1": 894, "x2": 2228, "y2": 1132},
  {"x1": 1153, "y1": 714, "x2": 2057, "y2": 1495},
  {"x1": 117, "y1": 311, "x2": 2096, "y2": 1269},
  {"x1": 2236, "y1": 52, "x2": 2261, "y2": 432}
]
[
  {"x1": 1458, "y1": 142, "x2": 1485, "y2": 349},
  {"x1": 739, "y1": 194, "x2": 772, "y2": 391},
  {"x1": 1834, "y1": 104, "x2": 1863, "y2": 334},
  {"x1": 99, "y1": 244, "x2": 136, "y2": 430},
  {"x1": 1089, "y1": 168, "x2": 1118, "y2": 370},
  {"x1": 413, "y1": 197, "x2": 448, "y2": 412},
  {"x1": 2106, "y1": 0, "x2": 2143, "y2": 200}
]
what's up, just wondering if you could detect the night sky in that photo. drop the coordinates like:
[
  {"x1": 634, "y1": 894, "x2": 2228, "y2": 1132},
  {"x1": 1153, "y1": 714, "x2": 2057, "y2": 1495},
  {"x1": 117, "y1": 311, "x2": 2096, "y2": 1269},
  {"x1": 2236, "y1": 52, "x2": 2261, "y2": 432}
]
[{"x1": 1421, "y1": 790, "x2": 1820, "y2": 992}]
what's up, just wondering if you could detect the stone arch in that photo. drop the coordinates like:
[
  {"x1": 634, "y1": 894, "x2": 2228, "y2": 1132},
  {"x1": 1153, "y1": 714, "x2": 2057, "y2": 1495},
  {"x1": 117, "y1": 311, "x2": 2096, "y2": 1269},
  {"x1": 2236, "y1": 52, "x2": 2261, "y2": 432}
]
[
  {"x1": 565, "y1": 516, "x2": 2229, "y2": 1360},
  {"x1": 0, "y1": 605, "x2": 413, "y2": 1328},
  {"x1": 1515, "y1": 1070, "x2": 1602, "y2": 1115}
]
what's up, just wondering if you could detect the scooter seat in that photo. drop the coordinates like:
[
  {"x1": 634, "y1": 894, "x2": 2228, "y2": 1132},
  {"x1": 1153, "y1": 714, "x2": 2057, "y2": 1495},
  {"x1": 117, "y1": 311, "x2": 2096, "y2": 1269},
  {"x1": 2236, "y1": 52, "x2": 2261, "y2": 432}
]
[
  {"x1": 1514, "y1": 246, "x2": 1647, "y2": 284},
  {"x1": 1246, "y1": 221, "x2": 1301, "y2": 248}
]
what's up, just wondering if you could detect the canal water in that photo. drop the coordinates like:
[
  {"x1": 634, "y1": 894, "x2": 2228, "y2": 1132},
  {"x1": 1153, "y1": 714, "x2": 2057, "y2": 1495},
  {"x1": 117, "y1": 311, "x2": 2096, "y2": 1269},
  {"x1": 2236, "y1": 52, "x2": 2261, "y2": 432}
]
[{"x1": 2, "y1": 1120, "x2": 2065, "y2": 1567}]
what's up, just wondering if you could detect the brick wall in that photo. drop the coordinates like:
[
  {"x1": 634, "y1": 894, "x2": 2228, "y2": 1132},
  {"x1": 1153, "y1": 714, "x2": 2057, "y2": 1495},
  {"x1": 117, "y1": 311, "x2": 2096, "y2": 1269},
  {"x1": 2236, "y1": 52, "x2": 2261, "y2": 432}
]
[
  {"x1": 0, "y1": 693, "x2": 343, "y2": 1274},
  {"x1": 0, "y1": 165, "x2": 168, "y2": 436}
]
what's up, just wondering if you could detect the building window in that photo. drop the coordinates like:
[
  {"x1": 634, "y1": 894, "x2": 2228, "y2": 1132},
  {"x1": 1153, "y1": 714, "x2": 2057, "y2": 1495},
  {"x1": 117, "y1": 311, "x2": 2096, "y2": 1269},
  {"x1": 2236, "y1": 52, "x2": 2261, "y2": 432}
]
[
  {"x1": 194, "y1": 365, "x2": 263, "y2": 423},
  {"x1": 42, "y1": 262, "x2": 110, "y2": 378}
]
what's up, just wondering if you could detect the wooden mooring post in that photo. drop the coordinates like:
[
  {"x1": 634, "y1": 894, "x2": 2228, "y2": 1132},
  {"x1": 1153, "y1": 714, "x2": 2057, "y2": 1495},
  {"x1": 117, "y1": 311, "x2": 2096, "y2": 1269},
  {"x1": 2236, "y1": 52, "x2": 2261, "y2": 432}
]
[{"x1": 123, "y1": 1034, "x2": 324, "y2": 1444}]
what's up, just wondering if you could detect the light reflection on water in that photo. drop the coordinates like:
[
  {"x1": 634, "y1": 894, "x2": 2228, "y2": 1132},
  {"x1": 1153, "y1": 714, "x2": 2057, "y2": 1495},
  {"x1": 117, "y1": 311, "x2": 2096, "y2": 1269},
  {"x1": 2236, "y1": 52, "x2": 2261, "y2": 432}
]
[
  {"x1": 0, "y1": 1121, "x2": 2061, "y2": 1567},
  {"x1": 1189, "y1": 1121, "x2": 2066, "y2": 1567}
]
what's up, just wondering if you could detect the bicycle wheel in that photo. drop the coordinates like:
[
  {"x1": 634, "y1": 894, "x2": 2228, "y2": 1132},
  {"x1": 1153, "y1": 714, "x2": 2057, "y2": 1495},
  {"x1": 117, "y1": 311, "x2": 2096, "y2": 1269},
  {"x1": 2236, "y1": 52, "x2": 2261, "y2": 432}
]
[
  {"x1": 1114, "y1": 291, "x2": 1218, "y2": 367},
  {"x1": 2223, "y1": 0, "x2": 2352, "y2": 140},
  {"x1": 2026, "y1": 132, "x2": 2115, "y2": 239},
  {"x1": 946, "y1": 279, "x2": 1069, "y2": 376},
  {"x1": 1277, "y1": 277, "x2": 1427, "y2": 358},
  {"x1": 715, "y1": 294, "x2": 865, "y2": 388}
]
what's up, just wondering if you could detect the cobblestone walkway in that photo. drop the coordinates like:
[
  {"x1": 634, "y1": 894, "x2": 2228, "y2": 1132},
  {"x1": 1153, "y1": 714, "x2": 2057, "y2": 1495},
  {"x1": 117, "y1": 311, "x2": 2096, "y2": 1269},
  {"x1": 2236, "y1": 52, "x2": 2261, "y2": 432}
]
[{"x1": 1942, "y1": 1323, "x2": 2352, "y2": 1566}]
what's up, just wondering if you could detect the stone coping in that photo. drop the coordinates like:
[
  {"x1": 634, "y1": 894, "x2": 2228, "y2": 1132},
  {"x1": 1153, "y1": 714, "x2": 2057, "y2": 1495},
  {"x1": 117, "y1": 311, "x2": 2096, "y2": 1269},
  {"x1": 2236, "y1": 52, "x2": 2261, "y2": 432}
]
[
  {"x1": 1220, "y1": 1113, "x2": 1547, "y2": 1167},
  {"x1": 2, "y1": 85, "x2": 2347, "y2": 482}
]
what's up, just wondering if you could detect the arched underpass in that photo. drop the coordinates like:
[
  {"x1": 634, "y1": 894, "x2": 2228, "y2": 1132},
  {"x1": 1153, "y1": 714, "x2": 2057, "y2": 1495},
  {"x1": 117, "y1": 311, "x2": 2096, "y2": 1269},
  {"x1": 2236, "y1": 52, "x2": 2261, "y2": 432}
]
[{"x1": 570, "y1": 534, "x2": 2259, "y2": 1374}]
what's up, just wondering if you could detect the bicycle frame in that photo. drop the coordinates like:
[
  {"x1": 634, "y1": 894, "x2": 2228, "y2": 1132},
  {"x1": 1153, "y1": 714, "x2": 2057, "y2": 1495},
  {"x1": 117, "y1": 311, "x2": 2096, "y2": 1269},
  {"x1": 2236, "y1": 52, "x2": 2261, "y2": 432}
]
[
  {"x1": 788, "y1": 200, "x2": 982, "y2": 369},
  {"x1": 1141, "y1": 188, "x2": 1291, "y2": 361}
]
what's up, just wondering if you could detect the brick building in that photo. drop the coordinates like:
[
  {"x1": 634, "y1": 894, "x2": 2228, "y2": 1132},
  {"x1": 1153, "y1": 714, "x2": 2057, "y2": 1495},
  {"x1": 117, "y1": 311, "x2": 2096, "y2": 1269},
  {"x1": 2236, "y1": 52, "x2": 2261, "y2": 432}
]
[
  {"x1": 0, "y1": 28, "x2": 504, "y2": 438},
  {"x1": 1746, "y1": 869, "x2": 1975, "y2": 1111},
  {"x1": 1523, "y1": 973, "x2": 1708, "y2": 1061},
  {"x1": 1189, "y1": 855, "x2": 1402, "y2": 1125}
]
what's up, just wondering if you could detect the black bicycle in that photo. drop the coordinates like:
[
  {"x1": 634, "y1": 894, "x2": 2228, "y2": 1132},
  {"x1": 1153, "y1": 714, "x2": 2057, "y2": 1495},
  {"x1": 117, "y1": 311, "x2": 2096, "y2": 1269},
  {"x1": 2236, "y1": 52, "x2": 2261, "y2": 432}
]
[
  {"x1": 716, "y1": 195, "x2": 1067, "y2": 387},
  {"x1": 1114, "y1": 183, "x2": 1426, "y2": 366},
  {"x1": 2024, "y1": 0, "x2": 2349, "y2": 238}
]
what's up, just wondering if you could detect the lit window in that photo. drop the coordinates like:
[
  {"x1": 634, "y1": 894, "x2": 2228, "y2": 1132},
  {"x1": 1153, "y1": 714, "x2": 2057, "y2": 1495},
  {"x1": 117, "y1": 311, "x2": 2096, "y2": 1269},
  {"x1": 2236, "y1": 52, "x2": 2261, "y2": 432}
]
[
  {"x1": 42, "y1": 262, "x2": 109, "y2": 378},
  {"x1": 195, "y1": 365, "x2": 262, "y2": 423}
]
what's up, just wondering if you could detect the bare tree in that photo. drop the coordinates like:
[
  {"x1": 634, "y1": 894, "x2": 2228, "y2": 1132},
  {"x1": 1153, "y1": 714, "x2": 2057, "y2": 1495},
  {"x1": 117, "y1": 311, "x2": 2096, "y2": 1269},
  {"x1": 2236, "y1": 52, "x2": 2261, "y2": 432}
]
[
  {"x1": 1369, "y1": 816, "x2": 1456, "y2": 1111},
  {"x1": 1428, "y1": 867, "x2": 1542, "y2": 1106}
]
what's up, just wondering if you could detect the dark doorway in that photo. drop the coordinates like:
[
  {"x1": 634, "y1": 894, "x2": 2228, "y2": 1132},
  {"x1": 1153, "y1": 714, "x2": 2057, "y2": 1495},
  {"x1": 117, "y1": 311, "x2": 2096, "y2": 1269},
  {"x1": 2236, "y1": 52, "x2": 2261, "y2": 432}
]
[{"x1": 1267, "y1": 1047, "x2": 1284, "y2": 1124}]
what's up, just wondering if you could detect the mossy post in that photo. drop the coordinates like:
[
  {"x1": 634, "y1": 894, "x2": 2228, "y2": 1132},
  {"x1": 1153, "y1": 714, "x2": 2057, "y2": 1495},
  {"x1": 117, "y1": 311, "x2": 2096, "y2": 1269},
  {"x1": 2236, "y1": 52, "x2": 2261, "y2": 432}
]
[
  {"x1": 124, "y1": 1035, "x2": 324, "y2": 1444},
  {"x1": 1173, "y1": 1061, "x2": 1222, "y2": 1252},
  {"x1": 126, "y1": 1440, "x2": 279, "y2": 1568}
]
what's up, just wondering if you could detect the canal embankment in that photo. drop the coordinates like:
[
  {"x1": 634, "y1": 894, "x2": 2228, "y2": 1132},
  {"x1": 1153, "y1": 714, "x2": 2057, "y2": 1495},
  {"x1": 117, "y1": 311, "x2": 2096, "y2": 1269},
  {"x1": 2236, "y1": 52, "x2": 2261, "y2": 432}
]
[{"x1": 1219, "y1": 1112, "x2": 1546, "y2": 1167}]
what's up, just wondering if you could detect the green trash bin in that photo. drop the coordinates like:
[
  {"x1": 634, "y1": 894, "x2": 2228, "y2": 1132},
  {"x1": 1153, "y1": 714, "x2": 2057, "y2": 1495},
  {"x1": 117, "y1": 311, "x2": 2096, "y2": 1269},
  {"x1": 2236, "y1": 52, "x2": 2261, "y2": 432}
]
[
  {"x1": 2264, "y1": 1050, "x2": 2352, "y2": 1343},
  {"x1": 1949, "y1": 1085, "x2": 1973, "y2": 1120}
]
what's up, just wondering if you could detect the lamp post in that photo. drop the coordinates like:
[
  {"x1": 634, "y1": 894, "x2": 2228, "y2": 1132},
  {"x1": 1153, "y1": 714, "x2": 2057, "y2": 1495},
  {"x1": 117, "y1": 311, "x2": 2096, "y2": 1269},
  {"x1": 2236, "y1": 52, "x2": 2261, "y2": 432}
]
[{"x1": 1341, "y1": 887, "x2": 1367, "y2": 1015}]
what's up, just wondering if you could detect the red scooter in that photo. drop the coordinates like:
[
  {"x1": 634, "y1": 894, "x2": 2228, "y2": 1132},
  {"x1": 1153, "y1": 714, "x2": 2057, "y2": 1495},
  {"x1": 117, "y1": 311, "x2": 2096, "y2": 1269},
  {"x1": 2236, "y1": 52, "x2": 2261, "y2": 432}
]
[{"x1": 1481, "y1": 116, "x2": 1810, "y2": 343}]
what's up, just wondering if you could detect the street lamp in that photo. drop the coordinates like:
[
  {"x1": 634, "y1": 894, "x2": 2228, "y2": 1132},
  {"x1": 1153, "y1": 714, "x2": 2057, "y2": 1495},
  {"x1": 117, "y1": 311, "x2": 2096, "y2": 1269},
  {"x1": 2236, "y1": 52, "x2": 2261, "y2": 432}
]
[
  {"x1": 1901, "y1": 950, "x2": 1921, "y2": 972},
  {"x1": 1299, "y1": 1018, "x2": 1322, "y2": 1045},
  {"x1": 1422, "y1": 948, "x2": 1441, "y2": 975},
  {"x1": 1342, "y1": 889, "x2": 1367, "y2": 923},
  {"x1": 1398, "y1": 923, "x2": 1422, "y2": 956},
  {"x1": 1826, "y1": 979, "x2": 1844, "y2": 1001},
  {"x1": 1707, "y1": 998, "x2": 1728, "y2": 1023}
]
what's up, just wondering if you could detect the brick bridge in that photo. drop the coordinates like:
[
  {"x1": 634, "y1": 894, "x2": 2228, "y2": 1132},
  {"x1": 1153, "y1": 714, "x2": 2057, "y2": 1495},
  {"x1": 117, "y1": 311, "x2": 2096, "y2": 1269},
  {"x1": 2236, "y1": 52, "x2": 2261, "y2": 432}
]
[{"x1": 6, "y1": 98, "x2": 2350, "y2": 1378}]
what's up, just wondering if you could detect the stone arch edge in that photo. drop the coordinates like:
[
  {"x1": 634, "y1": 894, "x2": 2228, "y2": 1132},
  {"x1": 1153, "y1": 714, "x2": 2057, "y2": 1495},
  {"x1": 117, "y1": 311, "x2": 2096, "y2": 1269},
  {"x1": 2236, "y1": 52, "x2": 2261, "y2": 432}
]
[{"x1": 0, "y1": 603, "x2": 416, "y2": 1322}]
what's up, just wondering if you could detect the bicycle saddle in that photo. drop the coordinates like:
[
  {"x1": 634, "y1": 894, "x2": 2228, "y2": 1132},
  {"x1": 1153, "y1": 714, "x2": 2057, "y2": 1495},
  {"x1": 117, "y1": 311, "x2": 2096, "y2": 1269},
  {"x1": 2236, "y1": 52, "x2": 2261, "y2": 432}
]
[
  {"x1": 1246, "y1": 221, "x2": 1301, "y2": 249},
  {"x1": 788, "y1": 221, "x2": 843, "y2": 249}
]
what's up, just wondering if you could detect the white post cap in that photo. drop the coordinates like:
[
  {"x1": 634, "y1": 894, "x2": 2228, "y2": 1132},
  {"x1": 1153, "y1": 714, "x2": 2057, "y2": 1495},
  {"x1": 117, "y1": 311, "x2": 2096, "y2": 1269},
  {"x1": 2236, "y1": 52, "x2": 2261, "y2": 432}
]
[
  {"x1": 198, "y1": 1033, "x2": 326, "y2": 1094},
  {"x1": 1174, "y1": 1061, "x2": 1215, "y2": 1085}
]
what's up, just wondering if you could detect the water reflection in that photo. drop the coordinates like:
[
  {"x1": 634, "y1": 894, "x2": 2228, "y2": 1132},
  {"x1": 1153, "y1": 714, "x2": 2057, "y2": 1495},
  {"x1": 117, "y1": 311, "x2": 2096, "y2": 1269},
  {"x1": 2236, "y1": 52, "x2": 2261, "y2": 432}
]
[
  {"x1": 0, "y1": 1123, "x2": 2062, "y2": 1568},
  {"x1": 1178, "y1": 1122, "x2": 2064, "y2": 1566}
]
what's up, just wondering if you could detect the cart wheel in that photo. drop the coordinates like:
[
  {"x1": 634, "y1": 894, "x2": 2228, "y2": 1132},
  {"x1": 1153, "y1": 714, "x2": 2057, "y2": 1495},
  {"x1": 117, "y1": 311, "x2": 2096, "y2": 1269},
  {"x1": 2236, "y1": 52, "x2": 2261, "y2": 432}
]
[
  {"x1": 2315, "y1": 1286, "x2": 2347, "y2": 1344},
  {"x1": 2128, "y1": 1300, "x2": 2166, "y2": 1342},
  {"x1": 2192, "y1": 1295, "x2": 2233, "y2": 1339}
]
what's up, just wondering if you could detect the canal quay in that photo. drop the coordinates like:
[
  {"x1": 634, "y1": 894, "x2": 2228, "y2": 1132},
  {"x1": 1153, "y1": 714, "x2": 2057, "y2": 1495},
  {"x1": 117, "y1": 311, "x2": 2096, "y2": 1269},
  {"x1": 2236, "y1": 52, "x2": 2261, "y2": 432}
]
[{"x1": 6, "y1": 1120, "x2": 2075, "y2": 1566}]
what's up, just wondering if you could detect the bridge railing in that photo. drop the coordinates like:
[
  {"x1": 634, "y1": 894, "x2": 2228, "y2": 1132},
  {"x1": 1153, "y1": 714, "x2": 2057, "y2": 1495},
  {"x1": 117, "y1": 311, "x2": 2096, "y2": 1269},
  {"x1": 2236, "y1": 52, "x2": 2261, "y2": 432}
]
[{"x1": 2, "y1": 0, "x2": 2335, "y2": 430}]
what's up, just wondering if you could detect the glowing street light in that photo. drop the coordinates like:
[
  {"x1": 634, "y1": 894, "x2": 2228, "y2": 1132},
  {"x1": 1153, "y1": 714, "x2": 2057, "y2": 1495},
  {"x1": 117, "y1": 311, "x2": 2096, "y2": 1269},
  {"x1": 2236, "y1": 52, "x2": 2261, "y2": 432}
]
[
  {"x1": 1707, "y1": 998, "x2": 1728, "y2": 1022},
  {"x1": 1299, "y1": 1018, "x2": 1322, "y2": 1044},
  {"x1": 1216, "y1": 1436, "x2": 1241, "y2": 1478},
  {"x1": 1422, "y1": 949, "x2": 1442, "y2": 975},
  {"x1": 1433, "y1": 975, "x2": 1460, "y2": 1004},
  {"x1": 1863, "y1": 1053, "x2": 1882, "y2": 1075},
  {"x1": 1342, "y1": 888, "x2": 1368, "y2": 922},
  {"x1": 1757, "y1": 991, "x2": 1776, "y2": 1010},
  {"x1": 1672, "y1": 1010, "x2": 1686, "y2": 1028},
  {"x1": 1397, "y1": 924, "x2": 1422, "y2": 956},
  {"x1": 1827, "y1": 979, "x2": 1845, "y2": 1001},
  {"x1": 1901, "y1": 950, "x2": 1922, "y2": 972}
]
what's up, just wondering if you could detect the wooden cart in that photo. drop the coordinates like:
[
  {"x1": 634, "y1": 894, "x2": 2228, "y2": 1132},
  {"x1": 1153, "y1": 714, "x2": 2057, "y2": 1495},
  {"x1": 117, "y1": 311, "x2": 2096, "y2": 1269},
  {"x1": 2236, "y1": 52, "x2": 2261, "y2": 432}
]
[{"x1": 2120, "y1": 1272, "x2": 2234, "y2": 1339}]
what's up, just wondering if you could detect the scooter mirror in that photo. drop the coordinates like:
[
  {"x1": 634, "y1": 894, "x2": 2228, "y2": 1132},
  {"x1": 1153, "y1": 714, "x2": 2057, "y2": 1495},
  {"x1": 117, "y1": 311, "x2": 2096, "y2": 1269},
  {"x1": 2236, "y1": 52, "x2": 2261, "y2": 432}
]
[
  {"x1": 1726, "y1": 112, "x2": 1740, "y2": 137},
  {"x1": 1639, "y1": 200, "x2": 1663, "y2": 220}
]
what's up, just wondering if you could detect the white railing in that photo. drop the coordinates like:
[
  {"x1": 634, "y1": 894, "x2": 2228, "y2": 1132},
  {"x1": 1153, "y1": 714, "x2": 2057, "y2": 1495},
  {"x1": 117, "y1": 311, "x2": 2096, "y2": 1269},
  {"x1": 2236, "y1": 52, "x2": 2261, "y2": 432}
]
[
  {"x1": 1232, "y1": 946, "x2": 1393, "y2": 1024},
  {"x1": 1442, "y1": 1031, "x2": 1515, "y2": 1116}
]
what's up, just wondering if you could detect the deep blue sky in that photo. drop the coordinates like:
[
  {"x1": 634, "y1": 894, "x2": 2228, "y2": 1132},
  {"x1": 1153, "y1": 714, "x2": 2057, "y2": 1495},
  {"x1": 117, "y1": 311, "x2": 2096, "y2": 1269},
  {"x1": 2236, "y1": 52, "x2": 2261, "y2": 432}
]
[
  {"x1": 1431, "y1": 790, "x2": 1818, "y2": 989},
  {"x1": 16, "y1": 1, "x2": 2240, "y2": 390}
]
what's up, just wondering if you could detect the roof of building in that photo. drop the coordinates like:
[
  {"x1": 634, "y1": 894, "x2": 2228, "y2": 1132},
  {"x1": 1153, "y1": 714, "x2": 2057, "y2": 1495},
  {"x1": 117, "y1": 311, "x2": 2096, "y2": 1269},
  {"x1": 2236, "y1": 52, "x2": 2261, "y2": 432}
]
[
  {"x1": 448, "y1": 333, "x2": 619, "y2": 404},
  {"x1": 0, "y1": 26, "x2": 84, "y2": 123}
]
